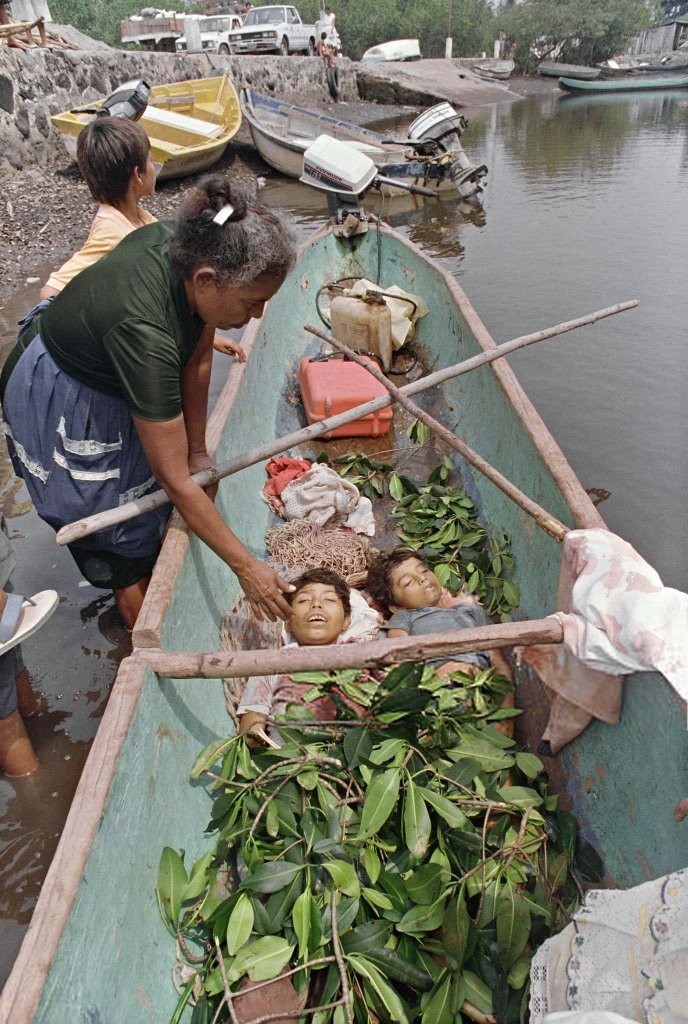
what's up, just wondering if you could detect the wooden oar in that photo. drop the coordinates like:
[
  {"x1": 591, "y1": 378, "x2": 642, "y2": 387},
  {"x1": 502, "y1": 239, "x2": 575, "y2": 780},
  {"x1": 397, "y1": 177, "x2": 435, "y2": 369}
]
[
  {"x1": 56, "y1": 300, "x2": 637, "y2": 546},
  {"x1": 308, "y1": 325, "x2": 570, "y2": 541},
  {"x1": 137, "y1": 617, "x2": 563, "y2": 678}
]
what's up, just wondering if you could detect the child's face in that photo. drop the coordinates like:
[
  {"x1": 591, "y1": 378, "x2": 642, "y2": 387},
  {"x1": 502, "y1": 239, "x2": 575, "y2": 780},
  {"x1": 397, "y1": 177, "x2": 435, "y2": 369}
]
[
  {"x1": 389, "y1": 557, "x2": 442, "y2": 611},
  {"x1": 288, "y1": 582, "x2": 350, "y2": 646}
]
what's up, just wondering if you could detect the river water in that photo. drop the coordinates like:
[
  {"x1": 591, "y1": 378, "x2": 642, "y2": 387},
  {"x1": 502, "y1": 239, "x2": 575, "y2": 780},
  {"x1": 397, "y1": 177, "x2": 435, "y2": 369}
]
[{"x1": 0, "y1": 88, "x2": 686, "y2": 987}]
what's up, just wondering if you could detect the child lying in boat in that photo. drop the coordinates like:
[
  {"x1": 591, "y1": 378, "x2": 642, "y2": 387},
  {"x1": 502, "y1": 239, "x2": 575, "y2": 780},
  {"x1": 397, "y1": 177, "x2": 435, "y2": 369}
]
[
  {"x1": 237, "y1": 568, "x2": 380, "y2": 742},
  {"x1": 367, "y1": 547, "x2": 510, "y2": 678}
]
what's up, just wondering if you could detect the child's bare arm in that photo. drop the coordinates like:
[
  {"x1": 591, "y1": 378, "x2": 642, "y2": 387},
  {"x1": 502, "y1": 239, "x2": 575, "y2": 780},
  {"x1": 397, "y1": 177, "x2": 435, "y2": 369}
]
[{"x1": 387, "y1": 628, "x2": 408, "y2": 639}]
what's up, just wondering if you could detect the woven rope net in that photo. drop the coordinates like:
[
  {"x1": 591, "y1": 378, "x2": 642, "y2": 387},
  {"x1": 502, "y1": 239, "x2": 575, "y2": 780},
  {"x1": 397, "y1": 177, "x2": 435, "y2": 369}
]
[{"x1": 266, "y1": 520, "x2": 372, "y2": 587}]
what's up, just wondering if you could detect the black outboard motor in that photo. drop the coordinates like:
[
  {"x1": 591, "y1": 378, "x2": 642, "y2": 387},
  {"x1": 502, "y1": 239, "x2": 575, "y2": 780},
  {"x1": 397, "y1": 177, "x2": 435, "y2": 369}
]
[
  {"x1": 97, "y1": 78, "x2": 151, "y2": 120},
  {"x1": 407, "y1": 102, "x2": 488, "y2": 199},
  {"x1": 72, "y1": 79, "x2": 151, "y2": 121}
]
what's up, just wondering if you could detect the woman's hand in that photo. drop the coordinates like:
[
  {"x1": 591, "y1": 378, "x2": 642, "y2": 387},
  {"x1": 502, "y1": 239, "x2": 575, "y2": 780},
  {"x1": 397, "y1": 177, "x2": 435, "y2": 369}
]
[
  {"x1": 213, "y1": 334, "x2": 246, "y2": 361},
  {"x1": 188, "y1": 450, "x2": 218, "y2": 502},
  {"x1": 237, "y1": 558, "x2": 295, "y2": 621}
]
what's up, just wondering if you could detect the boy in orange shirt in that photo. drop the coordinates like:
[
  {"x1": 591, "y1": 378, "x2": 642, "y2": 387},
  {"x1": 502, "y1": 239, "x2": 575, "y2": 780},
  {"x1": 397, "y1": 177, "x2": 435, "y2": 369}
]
[{"x1": 37, "y1": 118, "x2": 243, "y2": 359}]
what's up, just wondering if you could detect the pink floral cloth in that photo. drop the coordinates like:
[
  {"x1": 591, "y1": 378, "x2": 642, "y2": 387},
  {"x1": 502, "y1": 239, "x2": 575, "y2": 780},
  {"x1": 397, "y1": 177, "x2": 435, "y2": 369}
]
[{"x1": 521, "y1": 529, "x2": 688, "y2": 753}]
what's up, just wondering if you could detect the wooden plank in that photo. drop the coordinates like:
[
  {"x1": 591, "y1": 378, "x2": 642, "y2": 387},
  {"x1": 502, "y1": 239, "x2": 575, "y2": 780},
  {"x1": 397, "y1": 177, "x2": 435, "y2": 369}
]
[
  {"x1": 0, "y1": 657, "x2": 147, "y2": 1024},
  {"x1": 137, "y1": 618, "x2": 564, "y2": 678}
]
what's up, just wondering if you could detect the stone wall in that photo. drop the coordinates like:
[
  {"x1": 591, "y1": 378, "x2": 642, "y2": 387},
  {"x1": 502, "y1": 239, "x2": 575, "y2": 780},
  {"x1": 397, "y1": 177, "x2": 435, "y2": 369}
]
[{"x1": 0, "y1": 48, "x2": 359, "y2": 174}]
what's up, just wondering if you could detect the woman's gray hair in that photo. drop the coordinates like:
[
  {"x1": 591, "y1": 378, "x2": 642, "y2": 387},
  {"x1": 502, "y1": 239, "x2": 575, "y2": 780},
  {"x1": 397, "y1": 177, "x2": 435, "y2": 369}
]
[{"x1": 170, "y1": 174, "x2": 296, "y2": 288}]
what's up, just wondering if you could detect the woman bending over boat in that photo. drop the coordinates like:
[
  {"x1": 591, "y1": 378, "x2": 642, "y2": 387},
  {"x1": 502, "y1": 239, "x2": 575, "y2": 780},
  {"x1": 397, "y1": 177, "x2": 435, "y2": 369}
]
[{"x1": 0, "y1": 176, "x2": 297, "y2": 628}]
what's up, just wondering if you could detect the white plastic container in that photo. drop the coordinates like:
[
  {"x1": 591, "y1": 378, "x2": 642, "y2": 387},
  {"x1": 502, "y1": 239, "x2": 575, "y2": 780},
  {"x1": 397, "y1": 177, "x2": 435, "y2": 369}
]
[{"x1": 330, "y1": 290, "x2": 393, "y2": 371}]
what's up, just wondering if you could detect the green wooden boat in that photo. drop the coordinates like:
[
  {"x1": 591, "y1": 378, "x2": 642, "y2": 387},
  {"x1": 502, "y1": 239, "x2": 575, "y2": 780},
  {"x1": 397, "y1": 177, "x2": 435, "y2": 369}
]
[
  {"x1": 559, "y1": 73, "x2": 688, "y2": 92},
  {"x1": 1, "y1": 222, "x2": 685, "y2": 1022}
]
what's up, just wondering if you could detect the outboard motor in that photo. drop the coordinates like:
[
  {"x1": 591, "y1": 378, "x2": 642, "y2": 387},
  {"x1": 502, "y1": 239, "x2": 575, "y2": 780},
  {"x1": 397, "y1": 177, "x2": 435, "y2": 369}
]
[
  {"x1": 301, "y1": 135, "x2": 437, "y2": 236},
  {"x1": 98, "y1": 78, "x2": 151, "y2": 120},
  {"x1": 73, "y1": 79, "x2": 151, "y2": 121},
  {"x1": 407, "y1": 102, "x2": 488, "y2": 199}
]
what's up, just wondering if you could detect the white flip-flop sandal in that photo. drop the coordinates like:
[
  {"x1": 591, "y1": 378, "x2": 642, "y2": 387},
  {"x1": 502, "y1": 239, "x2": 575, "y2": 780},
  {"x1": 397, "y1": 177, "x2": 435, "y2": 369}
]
[{"x1": 0, "y1": 590, "x2": 59, "y2": 656}]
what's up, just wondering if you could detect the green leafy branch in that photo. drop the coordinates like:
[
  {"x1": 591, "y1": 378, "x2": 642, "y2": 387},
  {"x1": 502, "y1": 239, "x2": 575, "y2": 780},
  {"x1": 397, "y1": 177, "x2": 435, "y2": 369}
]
[{"x1": 157, "y1": 665, "x2": 602, "y2": 1024}]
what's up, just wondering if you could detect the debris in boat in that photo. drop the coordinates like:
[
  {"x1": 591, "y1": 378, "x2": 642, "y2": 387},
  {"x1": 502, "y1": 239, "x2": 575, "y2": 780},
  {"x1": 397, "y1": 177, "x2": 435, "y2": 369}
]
[{"x1": 266, "y1": 520, "x2": 372, "y2": 586}]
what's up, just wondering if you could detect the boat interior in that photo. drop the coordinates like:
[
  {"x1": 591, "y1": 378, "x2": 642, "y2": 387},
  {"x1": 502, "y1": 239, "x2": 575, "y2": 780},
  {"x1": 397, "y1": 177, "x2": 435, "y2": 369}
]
[
  {"x1": 243, "y1": 89, "x2": 397, "y2": 156},
  {"x1": 4, "y1": 226, "x2": 685, "y2": 1022}
]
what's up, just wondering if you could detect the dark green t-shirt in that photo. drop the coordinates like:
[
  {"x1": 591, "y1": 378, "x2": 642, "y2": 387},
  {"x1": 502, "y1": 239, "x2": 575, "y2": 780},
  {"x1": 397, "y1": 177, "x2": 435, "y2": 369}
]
[{"x1": 37, "y1": 221, "x2": 204, "y2": 421}]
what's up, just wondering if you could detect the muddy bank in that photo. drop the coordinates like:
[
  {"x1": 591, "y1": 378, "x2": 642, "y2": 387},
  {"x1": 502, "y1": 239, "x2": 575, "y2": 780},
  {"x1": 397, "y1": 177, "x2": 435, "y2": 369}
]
[{"x1": 0, "y1": 99, "x2": 418, "y2": 303}]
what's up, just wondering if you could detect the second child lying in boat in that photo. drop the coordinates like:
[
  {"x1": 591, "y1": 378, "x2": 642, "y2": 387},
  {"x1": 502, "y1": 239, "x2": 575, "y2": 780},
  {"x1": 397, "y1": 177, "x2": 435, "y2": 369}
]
[
  {"x1": 367, "y1": 547, "x2": 512, "y2": 680},
  {"x1": 237, "y1": 567, "x2": 379, "y2": 743}
]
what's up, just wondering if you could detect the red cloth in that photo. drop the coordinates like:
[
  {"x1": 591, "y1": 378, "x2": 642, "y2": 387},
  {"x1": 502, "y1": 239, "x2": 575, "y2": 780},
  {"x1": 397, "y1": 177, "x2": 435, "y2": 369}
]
[{"x1": 263, "y1": 457, "x2": 312, "y2": 498}]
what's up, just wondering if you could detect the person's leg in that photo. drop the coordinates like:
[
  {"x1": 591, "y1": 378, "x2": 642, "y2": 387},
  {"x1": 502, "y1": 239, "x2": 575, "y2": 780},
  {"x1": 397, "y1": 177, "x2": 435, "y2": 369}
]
[
  {"x1": 16, "y1": 667, "x2": 39, "y2": 718},
  {"x1": 113, "y1": 575, "x2": 151, "y2": 631},
  {"x1": 0, "y1": 648, "x2": 38, "y2": 776}
]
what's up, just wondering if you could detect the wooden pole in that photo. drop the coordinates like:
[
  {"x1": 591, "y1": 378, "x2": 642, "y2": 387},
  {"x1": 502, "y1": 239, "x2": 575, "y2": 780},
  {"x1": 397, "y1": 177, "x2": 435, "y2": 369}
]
[
  {"x1": 137, "y1": 618, "x2": 563, "y2": 678},
  {"x1": 55, "y1": 300, "x2": 637, "y2": 546},
  {"x1": 307, "y1": 325, "x2": 570, "y2": 542}
]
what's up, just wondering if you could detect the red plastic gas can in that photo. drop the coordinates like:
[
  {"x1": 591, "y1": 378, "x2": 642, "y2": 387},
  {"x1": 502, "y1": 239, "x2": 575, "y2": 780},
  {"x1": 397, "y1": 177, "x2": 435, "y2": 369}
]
[{"x1": 299, "y1": 356, "x2": 393, "y2": 438}]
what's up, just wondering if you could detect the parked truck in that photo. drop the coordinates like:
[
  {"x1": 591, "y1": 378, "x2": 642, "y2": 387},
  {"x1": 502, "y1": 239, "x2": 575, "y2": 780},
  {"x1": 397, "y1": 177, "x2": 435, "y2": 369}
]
[{"x1": 227, "y1": 5, "x2": 317, "y2": 56}]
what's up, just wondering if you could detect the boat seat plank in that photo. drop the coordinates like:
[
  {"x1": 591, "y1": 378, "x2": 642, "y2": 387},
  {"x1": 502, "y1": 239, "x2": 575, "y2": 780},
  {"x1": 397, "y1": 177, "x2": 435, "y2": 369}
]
[{"x1": 142, "y1": 106, "x2": 224, "y2": 138}]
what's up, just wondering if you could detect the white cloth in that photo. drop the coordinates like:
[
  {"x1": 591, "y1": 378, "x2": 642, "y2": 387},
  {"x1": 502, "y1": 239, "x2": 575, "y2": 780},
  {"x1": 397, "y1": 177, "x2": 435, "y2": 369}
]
[
  {"x1": 530, "y1": 868, "x2": 688, "y2": 1024},
  {"x1": 344, "y1": 495, "x2": 375, "y2": 537},
  {"x1": 280, "y1": 464, "x2": 375, "y2": 536},
  {"x1": 554, "y1": 529, "x2": 688, "y2": 698},
  {"x1": 281, "y1": 464, "x2": 359, "y2": 526},
  {"x1": 544, "y1": 1014, "x2": 641, "y2": 1024}
]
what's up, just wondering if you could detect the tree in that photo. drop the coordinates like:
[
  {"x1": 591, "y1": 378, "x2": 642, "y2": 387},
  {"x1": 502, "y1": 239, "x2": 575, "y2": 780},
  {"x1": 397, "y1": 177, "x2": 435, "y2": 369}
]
[
  {"x1": 499, "y1": 0, "x2": 659, "y2": 71},
  {"x1": 51, "y1": 0, "x2": 143, "y2": 47}
]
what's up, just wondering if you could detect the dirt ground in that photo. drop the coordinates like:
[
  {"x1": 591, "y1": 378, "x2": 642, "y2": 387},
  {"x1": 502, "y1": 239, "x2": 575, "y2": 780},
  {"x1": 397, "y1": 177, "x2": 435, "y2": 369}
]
[
  {"x1": 0, "y1": 81, "x2": 551, "y2": 306},
  {"x1": 0, "y1": 102, "x2": 416, "y2": 304}
]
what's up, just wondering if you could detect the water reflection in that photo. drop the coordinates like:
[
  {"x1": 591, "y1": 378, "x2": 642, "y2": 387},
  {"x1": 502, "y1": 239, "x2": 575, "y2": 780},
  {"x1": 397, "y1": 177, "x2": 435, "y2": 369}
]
[
  {"x1": 501, "y1": 90, "x2": 688, "y2": 180},
  {"x1": 385, "y1": 195, "x2": 486, "y2": 260}
]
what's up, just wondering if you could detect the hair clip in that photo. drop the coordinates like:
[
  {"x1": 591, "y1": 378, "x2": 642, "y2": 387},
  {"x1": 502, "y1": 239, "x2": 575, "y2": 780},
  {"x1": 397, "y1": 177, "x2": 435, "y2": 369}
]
[{"x1": 213, "y1": 203, "x2": 234, "y2": 226}]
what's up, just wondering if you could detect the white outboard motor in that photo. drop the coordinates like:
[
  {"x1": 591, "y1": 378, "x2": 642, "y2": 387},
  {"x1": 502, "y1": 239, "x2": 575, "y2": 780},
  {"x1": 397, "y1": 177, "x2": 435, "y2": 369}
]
[
  {"x1": 408, "y1": 102, "x2": 488, "y2": 199},
  {"x1": 301, "y1": 135, "x2": 437, "y2": 234}
]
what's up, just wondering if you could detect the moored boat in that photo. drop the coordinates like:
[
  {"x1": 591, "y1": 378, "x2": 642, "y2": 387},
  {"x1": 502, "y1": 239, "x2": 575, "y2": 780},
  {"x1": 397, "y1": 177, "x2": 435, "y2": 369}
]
[
  {"x1": 240, "y1": 87, "x2": 487, "y2": 198},
  {"x1": 1, "y1": 177, "x2": 684, "y2": 1021},
  {"x1": 539, "y1": 61, "x2": 601, "y2": 80},
  {"x1": 559, "y1": 73, "x2": 688, "y2": 92},
  {"x1": 51, "y1": 75, "x2": 242, "y2": 181},
  {"x1": 472, "y1": 57, "x2": 515, "y2": 80},
  {"x1": 361, "y1": 38, "x2": 421, "y2": 61}
]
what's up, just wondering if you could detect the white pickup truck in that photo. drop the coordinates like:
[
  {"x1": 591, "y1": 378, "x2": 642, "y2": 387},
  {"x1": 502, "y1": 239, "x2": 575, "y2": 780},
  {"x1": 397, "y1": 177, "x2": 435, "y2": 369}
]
[
  {"x1": 174, "y1": 14, "x2": 243, "y2": 55},
  {"x1": 227, "y1": 5, "x2": 317, "y2": 56}
]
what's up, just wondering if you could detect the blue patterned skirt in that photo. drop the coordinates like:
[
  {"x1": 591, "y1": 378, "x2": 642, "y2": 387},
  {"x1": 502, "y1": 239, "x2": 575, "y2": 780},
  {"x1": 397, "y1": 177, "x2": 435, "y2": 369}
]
[{"x1": 2, "y1": 332, "x2": 170, "y2": 589}]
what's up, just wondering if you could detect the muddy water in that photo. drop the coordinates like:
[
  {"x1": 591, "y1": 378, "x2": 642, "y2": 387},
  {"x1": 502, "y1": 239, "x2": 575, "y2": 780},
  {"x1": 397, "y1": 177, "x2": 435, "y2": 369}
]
[{"x1": 0, "y1": 89, "x2": 686, "y2": 987}]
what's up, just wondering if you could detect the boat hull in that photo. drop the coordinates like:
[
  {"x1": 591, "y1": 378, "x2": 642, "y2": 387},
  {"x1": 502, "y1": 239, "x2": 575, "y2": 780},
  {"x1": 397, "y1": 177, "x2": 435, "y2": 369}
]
[
  {"x1": 559, "y1": 73, "x2": 688, "y2": 92},
  {"x1": 51, "y1": 75, "x2": 242, "y2": 181},
  {"x1": 473, "y1": 59, "x2": 515, "y2": 80},
  {"x1": 2, "y1": 224, "x2": 685, "y2": 1022},
  {"x1": 241, "y1": 88, "x2": 459, "y2": 196},
  {"x1": 539, "y1": 61, "x2": 601, "y2": 80}
]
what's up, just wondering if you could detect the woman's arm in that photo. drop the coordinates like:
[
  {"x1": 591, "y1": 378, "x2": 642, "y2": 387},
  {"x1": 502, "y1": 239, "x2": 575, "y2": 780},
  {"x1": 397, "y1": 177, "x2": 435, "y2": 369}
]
[
  {"x1": 133, "y1": 412, "x2": 294, "y2": 621},
  {"x1": 181, "y1": 324, "x2": 214, "y2": 461}
]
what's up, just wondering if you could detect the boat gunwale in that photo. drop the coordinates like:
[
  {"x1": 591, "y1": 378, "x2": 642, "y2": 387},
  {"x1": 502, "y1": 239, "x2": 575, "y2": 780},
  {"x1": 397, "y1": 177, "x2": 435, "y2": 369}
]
[
  {"x1": 0, "y1": 220, "x2": 606, "y2": 1019},
  {"x1": 0, "y1": 657, "x2": 148, "y2": 1024}
]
